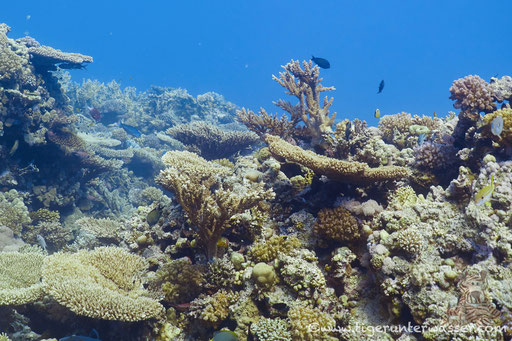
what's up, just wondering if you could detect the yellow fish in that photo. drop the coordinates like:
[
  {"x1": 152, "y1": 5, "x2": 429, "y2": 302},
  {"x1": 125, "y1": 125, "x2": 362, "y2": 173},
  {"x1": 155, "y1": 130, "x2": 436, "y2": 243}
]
[
  {"x1": 433, "y1": 112, "x2": 437, "y2": 118},
  {"x1": 374, "y1": 109, "x2": 381, "y2": 118},
  {"x1": 475, "y1": 175, "x2": 494, "y2": 206},
  {"x1": 9, "y1": 140, "x2": 18, "y2": 156}
]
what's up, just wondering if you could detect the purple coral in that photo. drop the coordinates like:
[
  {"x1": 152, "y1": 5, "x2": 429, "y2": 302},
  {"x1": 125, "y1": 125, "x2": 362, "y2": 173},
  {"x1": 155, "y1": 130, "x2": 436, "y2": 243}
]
[
  {"x1": 449, "y1": 75, "x2": 496, "y2": 113},
  {"x1": 413, "y1": 141, "x2": 456, "y2": 170}
]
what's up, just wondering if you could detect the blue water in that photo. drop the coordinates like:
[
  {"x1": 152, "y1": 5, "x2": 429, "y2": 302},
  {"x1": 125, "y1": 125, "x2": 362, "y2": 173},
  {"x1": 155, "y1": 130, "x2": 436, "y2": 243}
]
[{"x1": 3, "y1": 0, "x2": 511, "y2": 121}]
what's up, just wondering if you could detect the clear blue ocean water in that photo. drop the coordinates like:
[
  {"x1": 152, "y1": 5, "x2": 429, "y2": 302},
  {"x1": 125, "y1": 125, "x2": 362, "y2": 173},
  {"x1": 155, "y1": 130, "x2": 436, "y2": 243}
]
[{"x1": 4, "y1": 0, "x2": 511, "y2": 122}]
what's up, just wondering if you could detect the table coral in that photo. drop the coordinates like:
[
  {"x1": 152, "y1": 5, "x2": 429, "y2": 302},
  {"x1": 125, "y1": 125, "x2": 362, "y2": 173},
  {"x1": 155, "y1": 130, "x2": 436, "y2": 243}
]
[
  {"x1": 265, "y1": 135, "x2": 409, "y2": 184},
  {"x1": 0, "y1": 252, "x2": 45, "y2": 306},
  {"x1": 165, "y1": 121, "x2": 259, "y2": 159},
  {"x1": 42, "y1": 247, "x2": 164, "y2": 321},
  {"x1": 156, "y1": 150, "x2": 274, "y2": 259}
]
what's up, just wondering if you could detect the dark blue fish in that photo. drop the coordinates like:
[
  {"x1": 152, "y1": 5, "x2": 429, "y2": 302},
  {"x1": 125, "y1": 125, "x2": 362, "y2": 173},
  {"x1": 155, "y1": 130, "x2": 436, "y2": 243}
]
[
  {"x1": 59, "y1": 329, "x2": 100, "y2": 341},
  {"x1": 377, "y1": 80, "x2": 385, "y2": 94},
  {"x1": 311, "y1": 55, "x2": 330, "y2": 69},
  {"x1": 120, "y1": 123, "x2": 141, "y2": 137}
]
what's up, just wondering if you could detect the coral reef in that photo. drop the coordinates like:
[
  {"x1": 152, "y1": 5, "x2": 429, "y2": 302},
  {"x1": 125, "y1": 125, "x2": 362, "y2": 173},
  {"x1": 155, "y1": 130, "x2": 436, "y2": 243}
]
[
  {"x1": 42, "y1": 247, "x2": 164, "y2": 321},
  {"x1": 157, "y1": 150, "x2": 274, "y2": 259},
  {"x1": 0, "y1": 252, "x2": 45, "y2": 306},
  {"x1": 165, "y1": 121, "x2": 259, "y2": 159},
  {"x1": 265, "y1": 134, "x2": 409, "y2": 183}
]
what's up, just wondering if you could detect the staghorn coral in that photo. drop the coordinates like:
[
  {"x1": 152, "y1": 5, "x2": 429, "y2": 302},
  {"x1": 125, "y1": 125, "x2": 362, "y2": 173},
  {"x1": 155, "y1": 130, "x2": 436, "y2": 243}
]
[
  {"x1": 42, "y1": 247, "x2": 164, "y2": 321},
  {"x1": 156, "y1": 150, "x2": 274, "y2": 259},
  {"x1": 237, "y1": 107, "x2": 303, "y2": 140},
  {"x1": 165, "y1": 121, "x2": 259, "y2": 159},
  {"x1": 449, "y1": 75, "x2": 496, "y2": 114},
  {"x1": 273, "y1": 60, "x2": 336, "y2": 147},
  {"x1": 0, "y1": 252, "x2": 45, "y2": 306},
  {"x1": 265, "y1": 134, "x2": 409, "y2": 184},
  {"x1": 315, "y1": 206, "x2": 360, "y2": 242}
]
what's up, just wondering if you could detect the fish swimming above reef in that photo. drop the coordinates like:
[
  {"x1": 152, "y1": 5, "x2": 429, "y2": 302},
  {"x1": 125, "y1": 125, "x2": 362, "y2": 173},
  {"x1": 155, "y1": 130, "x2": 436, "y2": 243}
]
[
  {"x1": 374, "y1": 109, "x2": 381, "y2": 118},
  {"x1": 36, "y1": 234, "x2": 47, "y2": 252},
  {"x1": 490, "y1": 115, "x2": 503, "y2": 136},
  {"x1": 9, "y1": 140, "x2": 19, "y2": 156},
  {"x1": 433, "y1": 112, "x2": 437, "y2": 118},
  {"x1": 475, "y1": 175, "x2": 494, "y2": 206},
  {"x1": 120, "y1": 123, "x2": 142, "y2": 137},
  {"x1": 377, "y1": 80, "x2": 385, "y2": 93},
  {"x1": 311, "y1": 55, "x2": 330, "y2": 69}
]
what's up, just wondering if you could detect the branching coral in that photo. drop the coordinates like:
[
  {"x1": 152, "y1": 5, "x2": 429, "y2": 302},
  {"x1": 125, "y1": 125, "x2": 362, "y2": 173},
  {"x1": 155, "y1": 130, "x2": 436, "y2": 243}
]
[
  {"x1": 449, "y1": 75, "x2": 496, "y2": 114},
  {"x1": 0, "y1": 252, "x2": 45, "y2": 306},
  {"x1": 238, "y1": 60, "x2": 335, "y2": 147},
  {"x1": 315, "y1": 206, "x2": 360, "y2": 242},
  {"x1": 42, "y1": 247, "x2": 164, "y2": 321},
  {"x1": 165, "y1": 121, "x2": 259, "y2": 159},
  {"x1": 237, "y1": 107, "x2": 303, "y2": 140},
  {"x1": 265, "y1": 134, "x2": 409, "y2": 184},
  {"x1": 489, "y1": 76, "x2": 512, "y2": 103},
  {"x1": 156, "y1": 151, "x2": 274, "y2": 259},
  {"x1": 273, "y1": 60, "x2": 336, "y2": 146}
]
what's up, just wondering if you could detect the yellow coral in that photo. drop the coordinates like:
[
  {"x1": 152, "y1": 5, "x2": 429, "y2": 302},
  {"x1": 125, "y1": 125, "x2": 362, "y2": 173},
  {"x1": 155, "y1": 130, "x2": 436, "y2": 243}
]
[
  {"x1": 250, "y1": 235, "x2": 301, "y2": 262},
  {"x1": 482, "y1": 107, "x2": 512, "y2": 146},
  {"x1": 388, "y1": 186, "x2": 418, "y2": 209},
  {"x1": 265, "y1": 135, "x2": 409, "y2": 184},
  {"x1": 0, "y1": 252, "x2": 45, "y2": 306},
  {"x1": 42, "y1": 247, "x2": 164, "y2": 321},
  {"x1": 288, "y1": 304, "x2": 336, "y2": 341},
  {"x1": 156, "y1": 151, "x2": 274, "y2": 259},
  {"x1": 315, "y1": 207, "x2": 360, "y2": 242}
]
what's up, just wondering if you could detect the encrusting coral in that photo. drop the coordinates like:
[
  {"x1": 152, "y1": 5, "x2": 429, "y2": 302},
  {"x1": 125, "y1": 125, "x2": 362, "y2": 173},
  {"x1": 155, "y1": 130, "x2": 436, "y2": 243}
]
[
  {"x1": 42, "y1": 247, "x2": 164, "y2": 321},
  {"x1": 265, "y1": 134, "x2": 409, "y2": 184},
  {"x1": 156, "y1": 150, "x2": 274, "y2": 259}
]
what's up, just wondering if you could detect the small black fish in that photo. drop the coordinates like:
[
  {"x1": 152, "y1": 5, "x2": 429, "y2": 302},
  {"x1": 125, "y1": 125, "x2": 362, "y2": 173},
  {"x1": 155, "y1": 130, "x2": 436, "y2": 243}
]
[
  {"x1": 345, "y1": 121, "x2": 352, "y2": 140},
  {"x1": 377, "y1": 80, "x2": 385, "y2": 94},
  {"x1": 311, "y1": 55, "x2": 330, "y2": 69}
]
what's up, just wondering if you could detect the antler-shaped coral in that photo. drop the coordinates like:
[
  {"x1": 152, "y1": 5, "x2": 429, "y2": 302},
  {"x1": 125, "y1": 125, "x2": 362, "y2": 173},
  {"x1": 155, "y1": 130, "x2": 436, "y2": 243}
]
[{"x1": 273, "y1": 60, "x2": 336, "y2": 147}]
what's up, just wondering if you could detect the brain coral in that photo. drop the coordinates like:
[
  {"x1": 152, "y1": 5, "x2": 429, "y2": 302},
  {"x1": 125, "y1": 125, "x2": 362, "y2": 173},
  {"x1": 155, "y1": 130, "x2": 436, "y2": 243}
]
[{"x1": 42, "y1": 247, "x2": 164, "y2": 321}]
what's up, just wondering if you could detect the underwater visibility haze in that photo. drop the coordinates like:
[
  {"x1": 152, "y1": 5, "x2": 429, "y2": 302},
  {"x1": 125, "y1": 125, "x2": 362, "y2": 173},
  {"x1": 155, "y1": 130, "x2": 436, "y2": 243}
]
[{"x1": 1, "y1": 1, "x2": 512, "y2": 340}]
